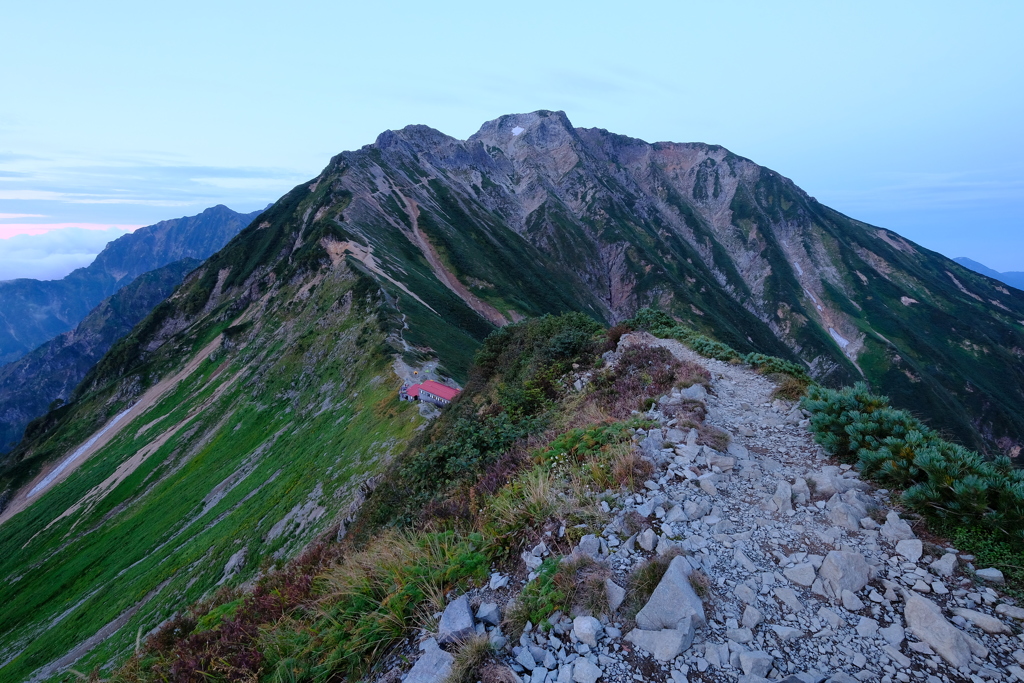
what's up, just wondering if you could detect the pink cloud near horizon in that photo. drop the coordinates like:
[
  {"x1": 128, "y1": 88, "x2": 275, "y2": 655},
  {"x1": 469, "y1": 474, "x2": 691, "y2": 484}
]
[{"x1": 0, "y1": 223, "x2": 142, "y2": 239}]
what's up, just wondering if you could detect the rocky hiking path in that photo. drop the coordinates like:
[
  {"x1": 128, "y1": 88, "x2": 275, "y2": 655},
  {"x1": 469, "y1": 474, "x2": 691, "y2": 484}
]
[{"x1": 392, "y1": 333, "x2": 1024, "y2": 683}]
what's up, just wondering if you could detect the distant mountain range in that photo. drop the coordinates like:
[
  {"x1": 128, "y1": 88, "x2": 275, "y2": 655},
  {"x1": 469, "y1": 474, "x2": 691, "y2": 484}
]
[
  {"x1": 0, "y1": 205, "x2": 263, "y2": 365},
  {"x1": 0, "y1": 259, "x2": 200, "y2": 452},
  {"x1": 953, "y1": 257, "x2": 1024, "y2": 291}
]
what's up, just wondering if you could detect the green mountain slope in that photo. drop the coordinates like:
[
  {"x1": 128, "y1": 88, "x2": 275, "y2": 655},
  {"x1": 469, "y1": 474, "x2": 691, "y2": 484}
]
[
  {"x1": 2, "y1": 111, "x2": 1023, "y2": 681},
  {"x1": 0, "y1": 205, "x2": 262, "y2": 365},
  {"x1": 0, "y1": 259, "x2": 200, "y2": 454}
]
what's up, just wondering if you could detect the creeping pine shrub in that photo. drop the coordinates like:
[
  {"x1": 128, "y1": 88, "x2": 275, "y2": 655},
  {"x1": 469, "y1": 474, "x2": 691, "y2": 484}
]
[
  {"x1": 743, "y1": 353, "x2": 811, "y2": 383},
  {"x1": 802, "y1": 382, "x2": 1024, "y2": 554},
  {"x1": 801, "y1": 382, "x2": 929, "y2": 461}
]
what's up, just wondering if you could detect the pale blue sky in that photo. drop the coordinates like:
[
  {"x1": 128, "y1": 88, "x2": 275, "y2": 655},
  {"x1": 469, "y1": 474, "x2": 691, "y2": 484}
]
[{"x1": 1, "y1": 1, "x2": 1022, "y2": 278}]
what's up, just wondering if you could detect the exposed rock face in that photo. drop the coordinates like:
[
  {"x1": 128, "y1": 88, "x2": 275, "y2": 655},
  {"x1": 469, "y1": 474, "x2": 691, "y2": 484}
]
[{"x1": 320, "y1": 111, "x2": 1024, "y2": 452}]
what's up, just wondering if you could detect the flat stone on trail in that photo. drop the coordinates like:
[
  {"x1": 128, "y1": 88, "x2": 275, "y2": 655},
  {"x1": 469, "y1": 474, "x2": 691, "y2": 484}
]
[
  {"x1": 742, "y1": 605, "x2": 763, "y2": 628},
  {"x1": 976, "y1": 567, "x2": 1005, "y2": 584},
  {"x1": 996, "y1": 604, "x2": 1024, "y2": 620},
  {"x1": 772, "y1": 480, "x2": 793, "y2": 513},
  {"x1": 928, "y1": 553, "x2": 957, "y2": 577},
  {"x1": 904, "y1": 592, "x2": 989, "y2": 668},
  {"x1": 572, "y1": 615, "x2": 603, "y2": 646},
  {"x1": 437, "y1": 594, "x2": 474, "y2": 644},
  {"x1": 784, "y1": 562, "x2": 816, "y2": 587},
  {"x1": 895, "y1": 539, "x2": 923, "y2": 563},
  {"x1": 636, "y1": 556, "x2": 707, "y2": 629},
  {"x1": 770, "y1": 624, "x2": 805, "y2": 641},
  {"x1": 572, "y1": 658, "x2": 602, "y2": 683},
  {"x1": 951, "y1": 607, "x2": 1012, "y2": 634},
  {"x1": 879, "y1": 623, "x2": 905, "y2": 647},
  {"x1": 476, "y1": 602, "x2": 500, "y2": 626},
  {"x1": 405, "y1": 638, "x2": 454, "y2": 683},
  {"x1": 841, "y1": 589, "x2": 865, "y2": 612},
  {"x1": 818, "y1": 550, "x2": 870, "y2": 595},
  {"x1": 855, "y1": 616, "x2": 878, "y2": 637},
  {"x1": 739, "y1": 650, "x2": 773, "y2": 677},
  {"x1": 625, "y1": 619, "x2": 695, "y2": 661}
]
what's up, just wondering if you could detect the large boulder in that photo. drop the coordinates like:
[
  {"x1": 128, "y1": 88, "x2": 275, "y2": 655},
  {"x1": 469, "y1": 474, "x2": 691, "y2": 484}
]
[
  {"x1": 818, "y1": 550, "x2": 869, "y2": 596},
  {"x1": 904, "y1": 593, "x2": 989, "y2": 667},
  {"x1": 572, "y1": 616, "x2": 603, "y2": 647},
  {"x1": 635, "y1": 556, "x2": 706, "y2": 629},
  {"x1": 437, "y1": 594, "x2": 474, "y2": 644}
]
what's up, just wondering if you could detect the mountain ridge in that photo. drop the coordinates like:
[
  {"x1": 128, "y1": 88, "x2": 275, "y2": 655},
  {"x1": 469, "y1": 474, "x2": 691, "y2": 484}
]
[
  {"x1": 1, "y1": 111, "x2": 1022, "y2": 681},
  {"x1": 953, "y1": 257, "x2": 1024, "y2": 291},
  {"x1": 0, "y1": 205, "x2": 263, "y2": 365}
]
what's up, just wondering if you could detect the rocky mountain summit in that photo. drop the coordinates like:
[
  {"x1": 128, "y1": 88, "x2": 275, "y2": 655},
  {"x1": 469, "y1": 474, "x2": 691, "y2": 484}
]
[{"x1": 391, "y1": 334, "x2": 1023, "y2": 683}]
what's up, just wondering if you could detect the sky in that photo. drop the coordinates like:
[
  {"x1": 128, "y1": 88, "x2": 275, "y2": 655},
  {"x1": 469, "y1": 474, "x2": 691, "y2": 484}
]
[{"x1": 1, "y1": 0, "x2": 1022, "y2": 280}]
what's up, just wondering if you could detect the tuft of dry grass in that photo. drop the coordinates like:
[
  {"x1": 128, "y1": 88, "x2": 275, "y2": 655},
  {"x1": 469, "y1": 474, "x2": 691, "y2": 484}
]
[
  {"x1": 696, "y1": 424, "x2": 731, "y2": 452},
  {"x1": 612, "y1": 447, "x2": 654, "y2": 492},
  {"x1": 688, "y1": 569, "x2": 711, "y2": 600},
  {"x1": 674, "y1": 360, "x2": 712, "y2": 389},
  {"x1": 442, "y1": 635, "x2": 494, "y2": 683},
  {"x1": 770, "y1": 374, "x2": 810, "y2": 401}
]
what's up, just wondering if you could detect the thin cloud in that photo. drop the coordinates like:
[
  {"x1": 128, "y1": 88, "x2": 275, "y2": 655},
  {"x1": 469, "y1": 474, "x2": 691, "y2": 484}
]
[
  {"x1": 0, "y1": 222, "x2": 141, "y2": 239},
  {"x1": 0, "y1": 227, "x2": 132, "y2": 280}
]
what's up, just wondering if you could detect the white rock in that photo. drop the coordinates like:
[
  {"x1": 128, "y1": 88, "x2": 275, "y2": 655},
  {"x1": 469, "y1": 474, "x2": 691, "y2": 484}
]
[
  {"x1": 405, "y1": 638, "x2": 454, "y2": 683},
  {"x1": 928, "y1": 553, "x2": 957, "y2": 577},
  {"x1": 904, "y1": 592, "x2": 989, "y2": 668},
  {"x1": 818, "y1": 550, "x2": 870, "y2": 595},
  {"x1": 880, "y1": 511, "x2": 915, "y2": 542},
  {"x1": 997, "y1": 604, "x2": 1024, "y2": 620},
  {"x1": 895, "y1": 539, "x2": 923, "y2": 563},
  {"x1": 976, "y1": 567, "x2": 1005, "y2": 584},
  {"x1": 572, "y1": 658, "x2": 602, "y2": 683},
  {"x1": 636, "y1": 556, "x2": 706, "y2": 629},
  {"x1": 605, "y1": 579, "x2": 625, "y2": 613},
  {"x1": 855, "y1": 616, "x2": 878, "y2": 637},
  {"x1": 572, "y1": 616, "x2": 603, "y2": 647},
  {"x1": 476, "y1": 602, "x2": 500, "y2": 626},
  {"x1": 783, "y1": 562, "x2": 816, "y2": 587},
  {"x1": 879, "y1": 622, "x2": 904, "y2": 647},
  {"x1": 841, "y1": 589, "x2": 865, "y2": 611},
  {"x1": 770, "y1": 624, "x2": 805, "y2": 641},
  {"x1": 437, "y1": 595, "x2": 475, "y2": 644},
  {"x1": 951, "y1": 607, "x2": 1012, "y2": 634},
  {"x1": 637, "y1": 528, "x2": 657, "y2": 552},
  {"x1": 624, "y1": 620, "x2": 695, "y2": 661},
  {"x1": 772, "y1": 480, "x2": 794, "y2": 513},
  {"x1": 739, "y1": 650, "x2": 773, "y2": 677},
  {"x1": 742, "y1": 605, "x2": 763, "y2": 628}
]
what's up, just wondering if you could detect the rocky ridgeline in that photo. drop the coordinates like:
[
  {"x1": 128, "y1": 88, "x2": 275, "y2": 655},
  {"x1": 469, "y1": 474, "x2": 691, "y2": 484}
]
[{"x1": 392, "y1": 335, "x2": 1023, "y2": 683}]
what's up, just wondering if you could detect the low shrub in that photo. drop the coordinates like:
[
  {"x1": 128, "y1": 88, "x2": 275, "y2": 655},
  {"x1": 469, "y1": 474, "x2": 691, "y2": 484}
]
[
  {"x1": 802, "y1": 383, "x2": 1024, "y2": 553},
  {"x1": 588, "y1": 346, "x2": 681, "y2": 418}
]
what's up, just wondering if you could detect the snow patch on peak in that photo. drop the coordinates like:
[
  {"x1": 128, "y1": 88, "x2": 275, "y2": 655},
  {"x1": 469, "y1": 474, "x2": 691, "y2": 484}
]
[{"x1": 511, "y1": 126, "x2": 525, "y2": 136}]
